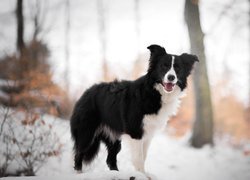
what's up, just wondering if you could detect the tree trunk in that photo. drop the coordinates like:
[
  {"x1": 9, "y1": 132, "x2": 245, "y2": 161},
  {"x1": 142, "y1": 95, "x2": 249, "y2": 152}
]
[
  {"x1": 16, "y1": 0, "x2": 25, "y2": 55},
  {"x1": 184, "y1": 0, "x2": 214, "y2": 148},
  {"x1": 32, "y1": 0, "x2": 41, "y2": 41},
  {"x1": 64, "y1": 0, "x2": 70, "y2": 92},
  {"x1": 134, "y1": 0, "x2": 140, "y2": 57},
  {"x1": 248, "y1": 0, "x2": 250, "y2": 108},
  {"x1": 97, "y1": 0, "x2": 108, "y2": 80},
  {"x1": 247, "y1": 0, "x2": 250, "y2": 120}
]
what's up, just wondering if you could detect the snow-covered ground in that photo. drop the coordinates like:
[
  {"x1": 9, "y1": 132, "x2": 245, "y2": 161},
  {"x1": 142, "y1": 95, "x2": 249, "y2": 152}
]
[{"x1": 2, "y1": 116, "x2": 250, "y2": 180}]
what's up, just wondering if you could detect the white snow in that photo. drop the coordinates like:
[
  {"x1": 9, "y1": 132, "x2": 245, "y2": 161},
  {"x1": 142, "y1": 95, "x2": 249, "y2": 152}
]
[{"x1": 1, "y1": 114, "x2": 250, "y2": 180}]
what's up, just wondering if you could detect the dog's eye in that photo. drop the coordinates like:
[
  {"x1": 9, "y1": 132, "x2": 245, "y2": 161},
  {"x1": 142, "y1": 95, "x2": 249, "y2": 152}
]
[
  {"x1": 174, "y1": 64, "x2": 180, "y2": 71},
  {"x1": 163, "y1": 63, "x2": 168, "y2": 68}
]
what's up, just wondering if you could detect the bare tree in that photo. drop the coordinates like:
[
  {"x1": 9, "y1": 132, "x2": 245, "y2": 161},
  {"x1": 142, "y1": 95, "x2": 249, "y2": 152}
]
[
  {"x1": 131, "y1": 0, "x2": 146, "y2": 79},
  {"x1": 29, "y1": 0, "x2": 45, "y2": 41},
  {"x1": 248, "y1": 0, "x2": 250, "y2": 109},
  {"x1": 134, "y1": 0, "x2": 140, "y2": 57},
  {"x1": 64, "y1": 0, "x2": 71, "y2": 91},
  {"x1": 184, "y1": 0, "x2": 214, "y2": 148},
  {"x1": 16, "y1": 0, "x2": 25, "y2": 55},
  {"x1": 248, "y1": 0, "x2": 250, "y2": 120},
  {"x1": 97, "y1": 0, "x2": 108, "y2": 80}
]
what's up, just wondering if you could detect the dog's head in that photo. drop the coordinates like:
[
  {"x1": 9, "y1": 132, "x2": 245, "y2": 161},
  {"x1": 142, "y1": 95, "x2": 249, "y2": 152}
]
[{"x1": 147, "y1": 44, "x2": 198, "y2": 93}]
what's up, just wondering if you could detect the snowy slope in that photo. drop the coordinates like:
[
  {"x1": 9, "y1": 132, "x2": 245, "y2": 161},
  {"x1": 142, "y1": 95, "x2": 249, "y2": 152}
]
[{"x1": 1, "y1": 117, "x2": 250, "y2": 180}]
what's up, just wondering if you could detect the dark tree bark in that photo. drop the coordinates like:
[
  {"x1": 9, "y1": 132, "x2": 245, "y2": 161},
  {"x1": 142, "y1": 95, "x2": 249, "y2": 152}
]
[
  {"x1": 16, "y1": 0, "x2": 25, "y2": 55},
  {"x1": 32, "y1": 0, "x2": 42, "y2": 40},
  {"x1": 184, "y1": 0, "x2": 214, "y2": 148}
]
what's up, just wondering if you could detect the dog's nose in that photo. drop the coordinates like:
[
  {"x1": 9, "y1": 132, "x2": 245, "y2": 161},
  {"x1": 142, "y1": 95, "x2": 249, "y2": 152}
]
[{"x1": 167, "y1": 75, "x2": 175, "y2": 81}]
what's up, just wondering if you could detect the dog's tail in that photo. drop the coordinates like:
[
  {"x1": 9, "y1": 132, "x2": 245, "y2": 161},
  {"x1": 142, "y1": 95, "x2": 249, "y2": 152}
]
[{"x1": 70, "y1": 95, "x2": 101, "y2": 171}]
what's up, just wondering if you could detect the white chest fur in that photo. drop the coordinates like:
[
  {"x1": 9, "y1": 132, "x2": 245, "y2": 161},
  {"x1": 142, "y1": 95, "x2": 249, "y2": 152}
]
[{"x1": 143, "y1": 84, "x2": 183, "y2": 138}]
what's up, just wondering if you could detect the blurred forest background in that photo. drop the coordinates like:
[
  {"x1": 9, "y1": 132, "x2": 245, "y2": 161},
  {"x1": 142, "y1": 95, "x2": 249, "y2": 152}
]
[{"x1": 0, "y1": 0, "x2": 249, "y2": 177}]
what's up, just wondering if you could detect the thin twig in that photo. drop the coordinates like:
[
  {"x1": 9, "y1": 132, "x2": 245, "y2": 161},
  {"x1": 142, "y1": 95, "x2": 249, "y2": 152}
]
[
  {"x1": 207, "y1": 0, "x2": 237, "y2": 35},
  {"x1": 0, "y1": 106, "x2": 10, "y2": 136}
]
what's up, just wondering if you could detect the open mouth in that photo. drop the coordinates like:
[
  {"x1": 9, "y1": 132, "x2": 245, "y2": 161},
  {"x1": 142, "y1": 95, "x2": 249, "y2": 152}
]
[{"x1": 162, "y1": 82, "x2": 175, "y2": 92}]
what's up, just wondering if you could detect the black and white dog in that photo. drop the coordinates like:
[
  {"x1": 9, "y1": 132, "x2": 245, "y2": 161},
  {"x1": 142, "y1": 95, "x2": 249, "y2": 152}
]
[{"x1": 70, "y1": 44, "x2": 198, "y2": 173}]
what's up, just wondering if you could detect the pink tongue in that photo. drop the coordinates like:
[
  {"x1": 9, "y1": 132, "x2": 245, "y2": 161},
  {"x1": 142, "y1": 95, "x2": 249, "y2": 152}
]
[{"x1": 164, "y1": 83, "x2": 174, "y2": 92}]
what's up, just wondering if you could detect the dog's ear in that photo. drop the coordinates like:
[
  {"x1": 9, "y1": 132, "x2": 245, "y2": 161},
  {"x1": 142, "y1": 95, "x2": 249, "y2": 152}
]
[
  {"x1": 180, "y1": 53, "x2": 199, "y2": 75},
  {"x1": 147, "y1": 45, "x2": 166, "y2": 73},
  {"x1": 147, "y1": 44, "x2": 166, "y2": 57}
]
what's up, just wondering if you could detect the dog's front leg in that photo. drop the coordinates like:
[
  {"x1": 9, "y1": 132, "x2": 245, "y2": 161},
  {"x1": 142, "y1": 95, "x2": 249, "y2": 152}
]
[
  {"x1": 128, "y1": 138, "x2": 145, "y2": 172},
  {"x1": 143, "y1": 136, "x2": 153, "y2": 162}
]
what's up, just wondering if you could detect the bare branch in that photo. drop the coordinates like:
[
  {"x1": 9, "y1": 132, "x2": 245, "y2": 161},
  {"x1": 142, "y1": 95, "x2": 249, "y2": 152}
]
[{"x1": 0, "y1": 106, "x2": 9, "y2": 136}]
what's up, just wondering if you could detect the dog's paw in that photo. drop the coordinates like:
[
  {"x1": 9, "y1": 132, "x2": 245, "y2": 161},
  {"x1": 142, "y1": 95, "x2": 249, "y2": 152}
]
[
  {"x1": 76, "y1": 169, "x2": 83, "y2": 174},
  {"x1": 145, "y1": 172, "x2": 157, "y2": 180},
  {"x1": 129, "y1": 177, "x2": 136, "y2": 180}
]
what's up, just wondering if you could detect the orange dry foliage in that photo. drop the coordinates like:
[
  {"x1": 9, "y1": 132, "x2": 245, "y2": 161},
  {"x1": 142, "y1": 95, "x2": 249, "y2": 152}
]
[
  {"x1": 214, "y1": 95, "x2": 250, "y2": 141},
  {"x1": 0, "y1": 40, "x2": 72, "y2": 118}
]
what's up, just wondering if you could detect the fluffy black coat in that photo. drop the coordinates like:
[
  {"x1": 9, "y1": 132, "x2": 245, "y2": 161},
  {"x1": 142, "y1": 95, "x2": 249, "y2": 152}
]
[{"x1": 70, "y1": 44, "x2": 198, "y2": 171}]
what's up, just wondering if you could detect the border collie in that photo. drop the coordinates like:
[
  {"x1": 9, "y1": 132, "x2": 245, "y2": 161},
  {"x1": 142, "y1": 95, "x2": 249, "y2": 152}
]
[{"x1": 70, "y1": 44, "x2": 198, "y2": 173}]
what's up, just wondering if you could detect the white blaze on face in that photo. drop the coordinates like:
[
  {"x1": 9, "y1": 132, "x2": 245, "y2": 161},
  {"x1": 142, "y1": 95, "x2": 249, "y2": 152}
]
[
  {"x1": 160, "y1": 56, "x2": 178, "y2": 93},
  {"x1": 164, "y1": 56, "x2": 177, "y2": 84}
]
